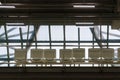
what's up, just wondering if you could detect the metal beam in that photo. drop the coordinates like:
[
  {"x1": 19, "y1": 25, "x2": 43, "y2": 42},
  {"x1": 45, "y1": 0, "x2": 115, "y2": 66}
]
[
  {"x1": 117, "y1": 0, "x2": 120, "y2": 12},
  {"x1": 102, "y1": 31, "x2": 120, "y2": 38},
  {"x1": 0, "y1": 28, "x2": 16, "y2": 38},
  {"x1": 107, "y1": 25, "x2": 109, "y2": 48},
  {"x1": 90, "y1": 28, "x2": 102, "y2": 48},
  {"x1": 63, "y1": 25, "x2": 66, "y2": 49},
  {"x1": 1, "y1": 39, "x2": 120, "y2": 43},
  {"x1": 26, "y1": 25, "x2": 40, "y2": 50},
  {"x1": 92, "y1": 28, "x2": 95, "y2": 48},
  {"x1": 19, "y1": 28, "x2": 23, "y2": 49},
  {"x1": 99, "y1": 25, "x2": 102, "y2": 48},
  {"x1": 3, "y1": 31, "x2": 33, "y2": 39},
  {"x1": 78, "y1": 28, "x2": 80, "y2": 48},
  {"x1": 26, "y1": 25, "x2": 30, "y2": 50},
  {"x1": 0, "y1": 17, "x2": 114, "y2": 25},
  {"x1": 34, "y1": 25, "x2": 38, "y2": 49},
  {"x1": 48, "y1": 25, "x2": 52, "y2": 49},
  {"x1": 4, "y1": 25, "x2": 10, "y2": 67},
  {"x1": 1, "y1": 0, "x2": 115, "y2": 3},
  {"x1": 94, "y1": 25, "x2": 107, "y2": 48}
]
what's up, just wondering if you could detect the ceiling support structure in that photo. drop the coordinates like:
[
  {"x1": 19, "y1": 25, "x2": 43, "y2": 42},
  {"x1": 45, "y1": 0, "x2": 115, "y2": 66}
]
[
  {"x1": 92, "y1": 28, "x2": 95, "y2": 48},
  {"x1": 90, "y1": 28, "x2": 102, "y2": 48},
  {"x1": 48, "y1": 25, "x2": 52, "y2": 49},
  {"x1": 117, "y1": 0, "x2": 120, "y2": 12},
  {"x1": 34, "y1": 26, "x2": 37, "y2": 49},
  {"x1": 26, "y1": 25, "x2": 40, "y2": 50},
  {"x1": 0, "y1": 28, "x2": 16, "y2": 38},
  {"x1": 78, "y1": 27, "x2": 80, "y2": 48},
  {"x1": 99, "y1": 25, "x2": 103, "y2": 48},
  {"x1": 6, "y1": 31, "x2": 33, "y2": 39},
  {"x1": 19, "y1": 28, "x2": 23, "y2": 49},
  {"x1": 63, "y1": 25, "x2": 66, "y2": 49},
  {"x1": 26, "y1": 25, "x2": 30, "y2": 49},
  {"x1": 107, "y1": 25, "x2": 110, "y2": 48},
  {"x1": 4, "y1": 25, "x2": 10, "y2": 67},
  {"x1": 94, "y1": 25, "x2": 108, "y2": 48}
]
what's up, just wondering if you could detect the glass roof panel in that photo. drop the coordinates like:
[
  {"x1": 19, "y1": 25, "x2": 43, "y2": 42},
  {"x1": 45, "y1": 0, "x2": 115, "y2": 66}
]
[
  {"x1": 0, "y1": 26, "x2": 6, "y2": 40},
  {"x1": 37, "y1": 25, "x2": 49, "y2": 41},
  {"x1": 6, "y1": 25, "x2": 34, "y2": 40},
  {"x1": 80, "y1": 27, "x2": 93, "y2": 41},
  {"x1": 65, "y1": 25, "x2": 78, "y2": 41},
  {"x1": 51, "y1": 25, "x2": 63, "y2": 41}
]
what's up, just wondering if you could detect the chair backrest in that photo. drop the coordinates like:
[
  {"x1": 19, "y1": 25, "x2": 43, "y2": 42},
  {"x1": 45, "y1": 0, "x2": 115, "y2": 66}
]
[
  {"x1": 72, "y1": 48, "x2": 85, "y2": 59},
  {"x1": 118, "y1": 48, "x2": 120, "y2": 59},
  {"x1": 14, "y1": 49, "x2": 27, "y2": 60},
  {"x1": 60, "y1": 49, "x2": 72, "y2": 59},
  {"x1": 88, "y1": 48, "x2": 101, "y2": 59},
  {"x1": 101, "y1": 48, "x2": 114, "y2": 59},
  {"x1": 31, "y1": 49, "x2": 44, "y2": 59},
  {"x1": 44, "y1": 49, "x2": 56, "y2": 59}
]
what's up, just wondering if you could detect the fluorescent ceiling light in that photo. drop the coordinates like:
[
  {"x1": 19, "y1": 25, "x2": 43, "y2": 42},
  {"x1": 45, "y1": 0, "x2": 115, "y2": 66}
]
[
  {"x1": 75, "y1": 16, "x2": 96, "y2": 17},
  {"x1": 20, "y1": 16, "x2": 29, "y2": 17},
  {"x1": 8, "y1": 16, "x2": 18, "y2": 17},
  {"x1": 73, "y1": 5, "x2": 95, "y2": 8},
  {"x1": 77, "y1": 26, "x2": 94, "y2": 28},
  {"x1": 76, "y1": 22, "x2": 94, "y2": 25},
  {"x1": 0, "y1": 6, "x2": 15, "y2": 8},
  {"x1": 6, "y1": 23, "x2": 24, "y2": 25},
  {"x1": 9, "y1": 16, "x2": 29, "y2": 18}
]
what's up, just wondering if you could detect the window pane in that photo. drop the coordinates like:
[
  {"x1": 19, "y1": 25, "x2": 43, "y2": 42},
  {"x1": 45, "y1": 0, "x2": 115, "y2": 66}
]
[
  {"x1": 65, "y1": 25, "x2": 78, "y2": 41},
  {"x1": 37, "y1": 25, "x2": 49, "y2": 41},
  {"x1": 51, "y1": 25, "x2": 63, "y2": 41}
]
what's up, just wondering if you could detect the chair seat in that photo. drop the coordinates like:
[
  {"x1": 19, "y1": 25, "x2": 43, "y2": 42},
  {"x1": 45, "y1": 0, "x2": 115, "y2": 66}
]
[
  {"x1": 60, "y1": 59, "x2": 73, "y2": 64},
  {"x1": 44, "y1": 59, "x2": 56, "y2": 63},
  {"x1": 73, "y1": 59, "x2": 84, "y2": 62}
]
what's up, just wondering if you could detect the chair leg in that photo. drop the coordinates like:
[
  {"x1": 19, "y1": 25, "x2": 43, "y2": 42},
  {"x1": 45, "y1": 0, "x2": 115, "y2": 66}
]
[{"x1": 73, "y1": 64, "x2": 75, "y2": 67}]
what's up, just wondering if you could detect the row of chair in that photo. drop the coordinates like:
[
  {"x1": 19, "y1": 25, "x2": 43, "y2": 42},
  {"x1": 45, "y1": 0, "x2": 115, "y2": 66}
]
[{"x1": 14, "y1": 48, "x2": 120, "y2": 66}]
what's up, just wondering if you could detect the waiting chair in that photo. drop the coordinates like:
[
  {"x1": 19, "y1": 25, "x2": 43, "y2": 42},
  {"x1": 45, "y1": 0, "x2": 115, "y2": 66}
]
[
  {"x1": 44, "y1": 49, "x2": 56, "y2": 64},
  {"x1": 117, "y1": 48, "x2": 120, "y2": 63},
  {"x1": 60, "y1": 49, "x2": 73, "y2": 65},
  {"x1": 101, "y1": 48, "x2": 114, "y2": 65},
  {"x1": 72, "y1": 48, "x2": 85, "y2": 63},
  {"x1": 88, "y1": 48, "x2": 101, "y2": 66},
  {"x1": 31, "y1": 49, "x2": 44, "y2": 64},
  {"x1": 14, "y1": 49, "x2": 27, "y2": 66}
]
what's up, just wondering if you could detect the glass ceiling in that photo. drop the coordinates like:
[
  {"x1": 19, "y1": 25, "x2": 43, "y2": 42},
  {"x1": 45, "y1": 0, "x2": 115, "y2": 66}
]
[{"x1": 0, "y1": 25, "x2": 120, "y2": 67}]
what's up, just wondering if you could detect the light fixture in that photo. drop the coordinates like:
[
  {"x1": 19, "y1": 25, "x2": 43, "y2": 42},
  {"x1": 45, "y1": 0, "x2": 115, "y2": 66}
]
[
  {"x1": 75, "y1": 22, "x2": 94, "y2": 28},
  {"x1": 0, "y1": 2, "x2": 2, "y2": 5},
  {"x1": 75, "y1": 16, "x2": 96, "y2": 17},
  {"x1": 75, "y1": 22, "x2": 94, "y2": 25},
  {"x1": 73, "y1": 5, "x2": 95, "y2": 8},
  {"x1": 6, "y1": 23, "x2": 26, "y2": 28},
  {"x1": 6, "y1": 23, "x2": 25, "y2": 26},
  {"x1": 9, "y1": 16, "x2": 29, "y2": 18},
  {"x1": 0, "y1": 6, "x2": 15, "y2": 8},
  {"x1": 20, "y1": 16, "x2": 29, "y2": 18},
  {"x1": 8, "y1": 16, "x2": 18, "y2": 18}
]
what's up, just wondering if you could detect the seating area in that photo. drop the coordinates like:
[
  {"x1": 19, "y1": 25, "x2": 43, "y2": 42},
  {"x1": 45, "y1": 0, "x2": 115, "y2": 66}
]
[{"x1": 13, "y1": 48, "x2": 120, "y2": 67}]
